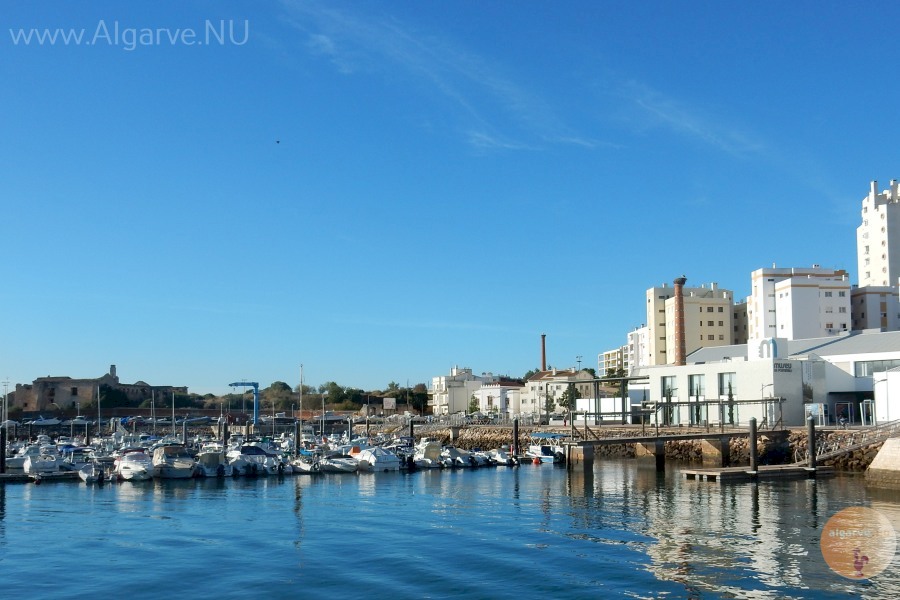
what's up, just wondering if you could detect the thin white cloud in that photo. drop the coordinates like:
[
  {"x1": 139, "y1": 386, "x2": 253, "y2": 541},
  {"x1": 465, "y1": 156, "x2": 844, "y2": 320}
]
[
  {"x1": 278, "y1": 1, "x2": 604, "y2": 151},
  {"x1": 619, "y1": 80, "x2": 765, "y2": 156}
]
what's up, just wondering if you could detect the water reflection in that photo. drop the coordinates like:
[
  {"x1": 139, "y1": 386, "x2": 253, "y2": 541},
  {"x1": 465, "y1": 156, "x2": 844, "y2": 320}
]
[{"x1": 561, "y1": 459, "x2": 900, "y2": 599}]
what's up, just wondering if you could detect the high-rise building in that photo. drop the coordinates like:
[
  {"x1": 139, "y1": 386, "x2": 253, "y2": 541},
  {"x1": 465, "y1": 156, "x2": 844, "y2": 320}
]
[{"x1": 857, "y1": 180, "x2": 900, "y2": 287}]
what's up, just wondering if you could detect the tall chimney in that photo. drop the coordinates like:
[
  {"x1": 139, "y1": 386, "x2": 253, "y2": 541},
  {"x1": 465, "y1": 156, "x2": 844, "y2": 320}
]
[
  {"x1": 541, "y1": 333, "x2": 547, "y2": 371},
  {"x1": 673, "y1": 276, "x2": 687, "y2": 366}
]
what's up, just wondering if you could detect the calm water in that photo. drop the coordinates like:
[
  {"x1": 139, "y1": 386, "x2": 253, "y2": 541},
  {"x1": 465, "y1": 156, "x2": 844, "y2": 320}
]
[{"x1": 2, "y1": 460, "x2": 899, "y2": 599}]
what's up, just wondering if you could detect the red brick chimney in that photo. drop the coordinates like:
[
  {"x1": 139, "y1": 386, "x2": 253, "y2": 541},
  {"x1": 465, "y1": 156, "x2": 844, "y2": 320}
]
[
  {"x1": 673, "y1": 276, "x2": 687, "y2": 366},
  {"x1": 541, "y1": 333, "x2": 547, "y2": 371}
]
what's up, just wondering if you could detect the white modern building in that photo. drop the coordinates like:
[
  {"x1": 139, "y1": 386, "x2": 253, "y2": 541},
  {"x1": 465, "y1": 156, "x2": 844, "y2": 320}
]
[
  {"x1": 857, "y1": 179, "x2": 900, "y2": 287},
  {"x1": 745, "y1": 266, "x2": 852, "y2": 340},
  {"x1": 630, "y1": 330, "x2": 900, "y2": 427}
]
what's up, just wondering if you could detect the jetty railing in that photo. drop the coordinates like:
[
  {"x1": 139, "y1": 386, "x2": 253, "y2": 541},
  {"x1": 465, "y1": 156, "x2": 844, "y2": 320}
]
[{"x1": 796, "y1": 419, "x2": 900, "y2": 465}]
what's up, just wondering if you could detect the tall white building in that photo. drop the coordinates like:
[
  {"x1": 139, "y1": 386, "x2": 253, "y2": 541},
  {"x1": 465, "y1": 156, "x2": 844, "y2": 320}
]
[
  {"x1": 851, "y1": 285, "x2": 900, "y2": 331},
  {"x1": 746, "y1": 266, "x2": 851, "y2": 340},
  {"x1": 646, "y1": 281, "x2": 734, "y2": 366},
  {"x1": 626, "y1": 325, "x2": 650, "y2": 374},
  {"x1": 857, "y1": 180, "x2": 900, "y2": 287}
]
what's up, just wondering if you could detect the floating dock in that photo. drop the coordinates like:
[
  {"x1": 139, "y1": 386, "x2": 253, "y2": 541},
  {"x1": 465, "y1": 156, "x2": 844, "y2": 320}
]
[
  {"x1": 681, "y1": 464, "x2": 834, "y2": 483},
  {"x1": 0, "y1": 471, "x2": 81, "y2": 484}
]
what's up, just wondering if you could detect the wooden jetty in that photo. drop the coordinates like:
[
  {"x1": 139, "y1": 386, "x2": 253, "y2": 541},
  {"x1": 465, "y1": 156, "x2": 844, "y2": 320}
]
[
  {"x1": 682, "y1": 464, "x2": 834, "y2": 483},
  {"x1": 0, "y1": 471, "x2": 80, "y2": 484}
]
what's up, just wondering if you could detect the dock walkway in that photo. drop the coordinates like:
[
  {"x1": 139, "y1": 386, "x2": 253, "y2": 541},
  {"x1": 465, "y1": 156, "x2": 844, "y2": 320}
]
[{"x1": 682, "y1": 464, "x2": 834, "y2": 483}]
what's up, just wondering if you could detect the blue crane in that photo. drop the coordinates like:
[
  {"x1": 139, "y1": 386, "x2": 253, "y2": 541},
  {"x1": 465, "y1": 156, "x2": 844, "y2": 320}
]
[{"x1": 229, "y1": 381, "x2": 260, "y2": 426}]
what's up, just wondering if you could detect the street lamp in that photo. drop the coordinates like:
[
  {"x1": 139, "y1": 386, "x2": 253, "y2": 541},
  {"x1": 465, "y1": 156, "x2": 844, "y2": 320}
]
[{"x1": 761, "y1": 383, "x2": 774, "y2": 428}]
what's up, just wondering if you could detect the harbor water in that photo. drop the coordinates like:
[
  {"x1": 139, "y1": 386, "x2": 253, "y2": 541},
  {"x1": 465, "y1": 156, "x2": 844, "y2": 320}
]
[{"x1": 2, "y1": 459, "x2": 899, "y2": 599}]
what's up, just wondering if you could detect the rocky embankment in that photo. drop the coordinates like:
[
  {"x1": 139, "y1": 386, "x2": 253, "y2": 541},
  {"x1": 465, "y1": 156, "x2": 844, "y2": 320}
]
[{"x1": 394, "y1": 426, "x2": 883, "y2": 472}]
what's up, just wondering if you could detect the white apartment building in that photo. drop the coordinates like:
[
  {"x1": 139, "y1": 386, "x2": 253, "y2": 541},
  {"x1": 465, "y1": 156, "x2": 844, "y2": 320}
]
[
  {"x1": 746, "y1": 266, "x2": 851, "y2": 340},
  {"x1": 627, "y1": 325, "x2": 650, "y2": 375},
  {"x1": 431, "y1": 367, "x2": 495, "y2": 415},
  {"x1": 851, "y1": 285, "x2": 900, "y2": 331},
  {"x1": 645, "y1": 280, "x2": 734, "y2": 366},
  {"x1": 857, "y1": 180, "x2": 900, "y2": 287},
  {"x1": 599, "y1": 345, "x2": 628, "y2": 376}
]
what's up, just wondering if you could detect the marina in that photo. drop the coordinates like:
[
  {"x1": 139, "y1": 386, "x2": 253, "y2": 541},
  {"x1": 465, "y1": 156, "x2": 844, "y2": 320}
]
[{"x1": 2, "y1": 455, "x2": 899, "y2": 599}]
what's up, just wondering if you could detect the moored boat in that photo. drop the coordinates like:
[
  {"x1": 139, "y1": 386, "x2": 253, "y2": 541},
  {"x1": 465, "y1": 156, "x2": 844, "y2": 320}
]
[
  {"x1": 152, "y1": 444, "x2": 197, "y2": 479},
  {"x1": 355, "y1": 446, "x2": 402, "y2": 472},
  {"x1": 115, "y1": 448, "x2": 154, "y2": 481},
  {"x1": 525, "y1": 433, "x2": 566, "y2": 464}
]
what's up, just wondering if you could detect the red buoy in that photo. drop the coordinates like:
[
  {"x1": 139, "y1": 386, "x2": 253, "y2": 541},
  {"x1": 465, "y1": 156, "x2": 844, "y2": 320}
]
[{"x1": 532, "y1": 456, "x2": 541, "y2": 465}]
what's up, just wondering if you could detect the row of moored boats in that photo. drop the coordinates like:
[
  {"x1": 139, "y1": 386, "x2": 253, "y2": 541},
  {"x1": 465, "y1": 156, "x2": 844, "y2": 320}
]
[{"x1": 3, "y1": 431, "x2": 567, "y2": 483}]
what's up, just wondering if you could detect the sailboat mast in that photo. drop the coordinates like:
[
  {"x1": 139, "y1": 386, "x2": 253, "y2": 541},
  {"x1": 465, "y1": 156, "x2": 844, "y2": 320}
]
[{"x1": 171, "y1": 391, "x2": 176, "y2": 438}]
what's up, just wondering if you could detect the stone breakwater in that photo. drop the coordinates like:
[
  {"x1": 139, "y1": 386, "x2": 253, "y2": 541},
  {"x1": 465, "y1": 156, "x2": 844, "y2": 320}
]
[{"x1": 405, "y1": 427, "x2": 883, "y2": 472}]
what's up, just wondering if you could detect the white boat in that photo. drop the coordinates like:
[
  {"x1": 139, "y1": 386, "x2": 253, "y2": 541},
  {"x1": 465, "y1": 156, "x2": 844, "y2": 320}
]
[
  {"x1": 442, "y1": 446, "x2": 476, "y2": 468},
  {"x1": 151, "y1": 444, "x2": 197, "y2": 479},
  {"x1": 24, "y1": 453, "x2": 60, "y2": 475},
  {"x1": 60, "y1": 446, "x2": 97, "y2": 471},
  {"x1": 6, "y1": 443, "x2": 52, "y2": 469},
  {"x1": 115, "y1": 448, "x2": 154, "y2": 481},
  {"x1": 487, "y1": 447, "x2": 517, "y2": 466},
  {"x1": 525, "y1": 433, "x2": 566, "y2": 464},
  {"x1": 355, "y1": 446, "x2": 402, "y2": 472},
  {"x1": 226, "y1": 443, "x2": 280, "y2": 476},
  {"x1": 195, "y1": 443, "x2": 234, "y2": 477},
  {"x1": 291, "y1": 455, "x2": 320, "y2": 474},
  {"x1": 317, "y1": 455, "x2": 359, "y2": 473},
  {"x1": 78, "y1": 462, "x2": 106, "y2": 483},
  {"x1": 413, "y1": 440, "x2": 447, "y2": 469}
]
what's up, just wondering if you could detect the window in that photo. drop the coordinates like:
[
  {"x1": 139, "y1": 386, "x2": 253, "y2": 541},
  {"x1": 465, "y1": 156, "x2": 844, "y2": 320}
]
[
  {"x1": 839, "y1": 291, "x2": 846, "y2": 297},
  {"x1": 825, "y1": 307, "x2": 833, "y2": 313},
  {"x1": 718, "y1": 307, "x2": 724, "y2": 312},
  {"x1": 826, "y1": 322, "x2": 833, "y2": 329},
  {"x1": 661, "y1": 375, "x2": 676, "y2": 397},
  {"x1": 708, "y1": 335, "x2": 715, "y2": 340},
  {"x1": 718, "y1": 321, "x2": 723, "y2": 326},
  {"x1": 855, "y1": 358, "x2": 900, "y2": 377},
  {"x1": 688, "y1": 374, "x2": 705, "y2": 397},
  {"x1": 718, "y1": 372, "x2": 736, "y2": 397},
  {"x1": 70, "y1": 387, "x2": 78, "y2": 396},
  {"x1": 824, "y1": 291, "x2": 832, "y2": 297},
  {"x1": 719, "y1": 334, "x2": 724, "y2": 340},
  {"x1": 706, "y1": 307, "x2": 714, "y2": 312},
  {"x1": 707, "y1": 321, "x2": 714, "y2": 326},
  {"x1": 839, "y1": 307, "x2": 847, "y2": 313}
]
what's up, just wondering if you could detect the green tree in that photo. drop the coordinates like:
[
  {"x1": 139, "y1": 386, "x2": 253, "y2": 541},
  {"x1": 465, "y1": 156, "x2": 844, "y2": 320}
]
[
  {"x1": 386, "y1": 381, "x2": 400, "y2": 393},
  {"x1": 409, "y1": 383, "x2": 428, "y2": 414},
  {"x1": 468, "y1": 395, "x2": 480, "y2": 414},
  {"x1": 558, "y1": 384, "x2": 581, "y2": 411}
]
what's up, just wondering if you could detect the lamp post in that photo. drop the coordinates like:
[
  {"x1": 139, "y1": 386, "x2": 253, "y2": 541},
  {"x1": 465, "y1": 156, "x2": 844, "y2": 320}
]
[{"x1": 292, "y1": 404, "x2": 296, "y2": 419}]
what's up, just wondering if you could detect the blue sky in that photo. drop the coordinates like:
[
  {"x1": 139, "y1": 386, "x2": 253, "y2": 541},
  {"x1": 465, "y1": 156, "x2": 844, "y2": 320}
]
[{"x1": 3, "y1": 1, "x2": 899, "y2": 396}]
